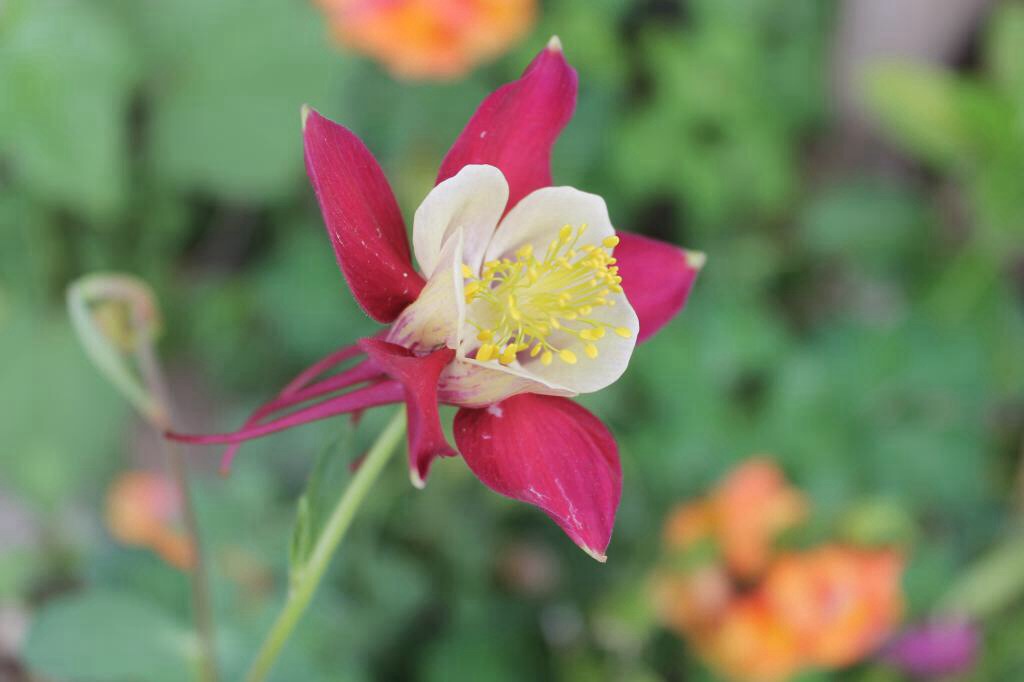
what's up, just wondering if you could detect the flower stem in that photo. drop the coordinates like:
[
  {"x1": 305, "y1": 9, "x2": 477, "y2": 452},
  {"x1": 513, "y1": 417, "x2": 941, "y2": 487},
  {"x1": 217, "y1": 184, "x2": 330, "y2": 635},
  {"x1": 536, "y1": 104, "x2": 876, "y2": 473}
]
[
  {"x1": 244, "y1": 407, "x2": 408, "y2": 682},
  {"x1": 166, "y1": 439, "x2": 220, "y2": 682},
  {"x1": 139, "y1": 342, "x2": 219, "y2": 682}
]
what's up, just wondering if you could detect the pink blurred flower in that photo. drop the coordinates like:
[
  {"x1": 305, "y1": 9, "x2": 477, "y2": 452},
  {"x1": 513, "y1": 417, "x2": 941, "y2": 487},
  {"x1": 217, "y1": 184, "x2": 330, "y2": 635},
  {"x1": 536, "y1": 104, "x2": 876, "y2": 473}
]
[{"x1": 884, "y1": 619, "x2": 980, "y2": 679}]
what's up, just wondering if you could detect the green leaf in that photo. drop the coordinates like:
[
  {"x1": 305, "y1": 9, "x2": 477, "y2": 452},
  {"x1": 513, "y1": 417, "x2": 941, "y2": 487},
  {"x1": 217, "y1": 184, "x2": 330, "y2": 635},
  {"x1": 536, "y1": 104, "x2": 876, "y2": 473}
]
[
  {"x1": 23, "y1": 589, "x2": 192, "y2": 682},
  {"x1": 0, "y1": 305, "x2": 126, "y2": 508},
  {"x1": 864, "y1": 64, "x2": 979, "y2": 166},
  {"x1": 988, "y1": 2, "x2": 1024, "y2": 106},
  {"x1": 134, "y1": 0, "x2": 341, "y2": 200},
  {"x1": 0, "y1": 0, "x2": 136, "y2": 218},
  {"x1": 612, "y1": 9, "x2": 825, "y2": 231},
  {"x1": 799, "y1": 179, "x2": 931, "y2": 270},
  {"x1": 288, "y1": 426, "x2": 357, "y2": 574},
  {"x1": 422, "y1": 598, "x2": 537, "y2": 682},
  {"x1": 940, "y1": 535, "x2": 1024, "y2": 619}
]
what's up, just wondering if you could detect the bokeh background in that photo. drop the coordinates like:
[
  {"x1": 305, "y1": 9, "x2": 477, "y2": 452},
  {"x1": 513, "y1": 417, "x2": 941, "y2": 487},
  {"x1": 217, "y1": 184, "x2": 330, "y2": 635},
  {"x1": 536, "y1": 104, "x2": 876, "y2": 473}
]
[{"x1": 2, "y1": 0, "x2": 1024, "y2": 680}]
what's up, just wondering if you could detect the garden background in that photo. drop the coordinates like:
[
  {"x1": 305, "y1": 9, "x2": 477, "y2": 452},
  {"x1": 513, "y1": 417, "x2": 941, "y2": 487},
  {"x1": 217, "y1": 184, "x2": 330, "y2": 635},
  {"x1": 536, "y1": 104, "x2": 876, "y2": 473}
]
[{"x1": 2, "y1": 0, "x2": 1023, "y2": 680}]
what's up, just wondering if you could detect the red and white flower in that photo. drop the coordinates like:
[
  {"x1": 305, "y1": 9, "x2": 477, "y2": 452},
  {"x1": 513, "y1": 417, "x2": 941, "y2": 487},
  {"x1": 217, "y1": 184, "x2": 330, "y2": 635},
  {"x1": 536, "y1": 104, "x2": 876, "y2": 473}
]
[{"x1": 169, "y1": 38, "x2": 703, "y2": 561}]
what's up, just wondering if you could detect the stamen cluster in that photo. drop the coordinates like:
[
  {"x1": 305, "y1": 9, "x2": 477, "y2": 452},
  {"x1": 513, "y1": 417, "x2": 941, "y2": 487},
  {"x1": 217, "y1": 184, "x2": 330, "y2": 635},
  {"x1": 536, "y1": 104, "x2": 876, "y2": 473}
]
[{"x1": 463, "y1": 225, "x2": 632, "y2": 367}]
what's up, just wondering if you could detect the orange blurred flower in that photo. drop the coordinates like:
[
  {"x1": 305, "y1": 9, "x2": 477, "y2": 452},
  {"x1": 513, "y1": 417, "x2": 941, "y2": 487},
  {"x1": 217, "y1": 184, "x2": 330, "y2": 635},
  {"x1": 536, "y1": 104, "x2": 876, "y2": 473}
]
[
  {"x1": 653, "y1": 564, "x2": 733, "y2": 635},
  {"x1": 106, "y1": 471, "x2": 194, "y2": 570},
  {"x1": 654, "y1": 457, "x2": 905, "y2": 682},
  {"x1": 705, "y1": 598, "x2": 804, "y2": 682},
  {"x1": 714, "y1": 457, "x2": 808, "y2": 578},
  {"x1": 315, "y1": 0, "x2": 536, "y2": 80},
  {"x1": 664, "y1": 457, "x2": 807, "y2": 578},
  {"x1": 762, "y1": 546, "x2": 904, "y2": 668}
]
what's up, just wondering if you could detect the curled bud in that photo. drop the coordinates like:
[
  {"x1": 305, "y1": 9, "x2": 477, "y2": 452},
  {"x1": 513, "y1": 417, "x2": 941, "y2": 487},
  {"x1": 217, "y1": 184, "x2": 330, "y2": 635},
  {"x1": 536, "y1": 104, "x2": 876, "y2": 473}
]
[{"x1": 66, "y1": 274, "x2": 168, "y2": 427}]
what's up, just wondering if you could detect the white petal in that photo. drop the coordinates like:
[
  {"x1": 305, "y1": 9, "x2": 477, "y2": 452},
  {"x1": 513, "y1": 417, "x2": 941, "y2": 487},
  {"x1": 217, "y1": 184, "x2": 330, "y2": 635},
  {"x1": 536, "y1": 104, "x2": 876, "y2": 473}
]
[
  {"x1": 412, "y1": 165, "x2": 508, "y2": 279},
  {"x1": 484, "y1": 186, "x2": 615, "y2": 264},
  {"x1": 464, "y1": 184, "x2": 639, "y2": 397},
  {"x1": 438, "y1": 357, "x2": 575, "y2": 408},
  {"x1": 388, "y1": 229, "x2": 465, "y2": 351},
  {"x1": 514, "y1": 290, "x2": 639, "y2": 394}
]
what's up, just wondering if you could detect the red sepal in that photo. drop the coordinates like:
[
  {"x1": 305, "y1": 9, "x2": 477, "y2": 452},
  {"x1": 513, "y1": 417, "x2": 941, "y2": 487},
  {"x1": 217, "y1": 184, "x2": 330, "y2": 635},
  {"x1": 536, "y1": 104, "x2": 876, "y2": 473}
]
[
  {"x1": 454, "y1": 394, "x2": 621, "y2": 561},
  {"x1": 436, "y1": 40, "x2": 577, "y2": 212},
  {"x1": 615, "y1": 231, "x2": 703, "y2": 343},
  {"x1": 303, "y1": 108, "x2": 424, "y2": 322},
  {"x1": 359, "y1": 339, "x2": 456, "y2": 487}
]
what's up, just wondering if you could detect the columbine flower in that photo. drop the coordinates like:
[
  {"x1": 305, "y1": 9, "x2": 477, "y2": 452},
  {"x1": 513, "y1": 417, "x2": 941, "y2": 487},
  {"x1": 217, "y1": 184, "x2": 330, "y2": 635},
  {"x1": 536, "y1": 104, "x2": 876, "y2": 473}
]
[
  {"x1": 169, "y1": 39, "x2": 703, "y2": 561},
  {"x1": 315, "y1": 0, "x2": 536, "y2": 80}
]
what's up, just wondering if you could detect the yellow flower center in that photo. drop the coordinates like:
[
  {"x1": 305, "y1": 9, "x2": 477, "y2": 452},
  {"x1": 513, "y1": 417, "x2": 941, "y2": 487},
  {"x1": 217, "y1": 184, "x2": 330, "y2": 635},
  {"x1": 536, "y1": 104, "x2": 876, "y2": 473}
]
[{"x1": 462, "y1": 225, "x2": 632, "y2": 367}]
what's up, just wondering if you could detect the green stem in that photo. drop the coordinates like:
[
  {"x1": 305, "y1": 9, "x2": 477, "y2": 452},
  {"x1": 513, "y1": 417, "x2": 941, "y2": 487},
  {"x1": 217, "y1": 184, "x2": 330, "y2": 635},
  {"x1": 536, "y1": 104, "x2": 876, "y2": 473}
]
[
  {"x1": 139, "y1": 344, "x2": 219, "y2": 682},
  {"x1": 166, "y1": 439, "x2": 219, "y2": 682},
  {"x1": 66, "y1": 273, "x2": 220, "y2": 681},
  {"x1": 245, "y1": 407, "x2": 408, "y2": 682}
]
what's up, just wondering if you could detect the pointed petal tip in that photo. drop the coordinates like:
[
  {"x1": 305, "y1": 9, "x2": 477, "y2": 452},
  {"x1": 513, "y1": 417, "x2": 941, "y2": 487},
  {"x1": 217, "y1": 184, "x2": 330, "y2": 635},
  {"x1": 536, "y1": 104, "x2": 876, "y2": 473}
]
[
  {"x1": 455, "y1": 395, "x2": 621, "y2": 562},
  {"x1": 685, "y1": 250, "x2": 707, "y2": 270},
  {"x1": 410, "y1": 467, "x2": 426, "y2": 489},
  {"x1": 436, "y1": 31, "x2": 577, "y2": 210},
  {"x1": 302, "y1": 111, "x2": 423, "y2": 322},
  {"x1": 300, "y1": 104, "x2": 313, "y2": 130}
]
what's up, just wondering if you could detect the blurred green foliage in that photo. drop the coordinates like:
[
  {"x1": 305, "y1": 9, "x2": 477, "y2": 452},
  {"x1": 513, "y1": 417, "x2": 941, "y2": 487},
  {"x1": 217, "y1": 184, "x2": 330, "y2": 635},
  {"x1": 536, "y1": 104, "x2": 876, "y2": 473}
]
[{"x1": 2, "y1": 0, "x2": 1024, "y2": 680}]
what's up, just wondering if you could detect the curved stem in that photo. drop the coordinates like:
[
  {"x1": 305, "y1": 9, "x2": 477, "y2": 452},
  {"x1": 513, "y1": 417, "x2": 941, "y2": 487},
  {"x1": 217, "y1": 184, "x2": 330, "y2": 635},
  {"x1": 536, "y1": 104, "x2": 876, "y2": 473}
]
[{"x1": 245, "y1": 407, "x2": 408, "y2": 682}]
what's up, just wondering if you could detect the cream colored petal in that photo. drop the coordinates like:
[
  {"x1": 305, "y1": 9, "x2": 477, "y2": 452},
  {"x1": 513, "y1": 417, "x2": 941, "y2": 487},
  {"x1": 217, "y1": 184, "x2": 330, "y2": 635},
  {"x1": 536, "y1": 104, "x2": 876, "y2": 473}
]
[
  {"x1": 462, "y1": 185, "x2": 638, "y2": 396},
  {"x1": 438, "y1": 357, "x2": 575, "y2": 408},
  {"x1": 388, "y1": 229, "x2": 465, "y2": 351},
  {"x1": 484, "y1": 186, "x2": 615, "y2": 264},
  {"x1": 513, "y1": 289, "x2": 639, "y2": 394},
  {"x1": 412, "y1": 165, "x2": 508, "y2": 279},
  {"x1": 451, "y1": 285, "x2": 638, "y2": 401}
]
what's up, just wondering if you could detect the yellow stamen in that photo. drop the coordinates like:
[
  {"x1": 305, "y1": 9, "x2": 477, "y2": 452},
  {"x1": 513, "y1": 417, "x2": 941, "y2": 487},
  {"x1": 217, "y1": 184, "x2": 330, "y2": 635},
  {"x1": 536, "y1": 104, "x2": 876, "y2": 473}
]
[
  {"x1": 614, "y1": 326, "x2": 632, "y2": 338},
  {"x1": 476, "y1": 344, "x2": 496, "y2": 362},
  {"x1": 461, "y1": 263, "x2": 473, "y2": 278},
  {"x1": 499, "y1": 345, "x2": 517, "y2": 365},
  {"x1": 462, "y1": 223, "x2": 627, "y2": 367}
]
